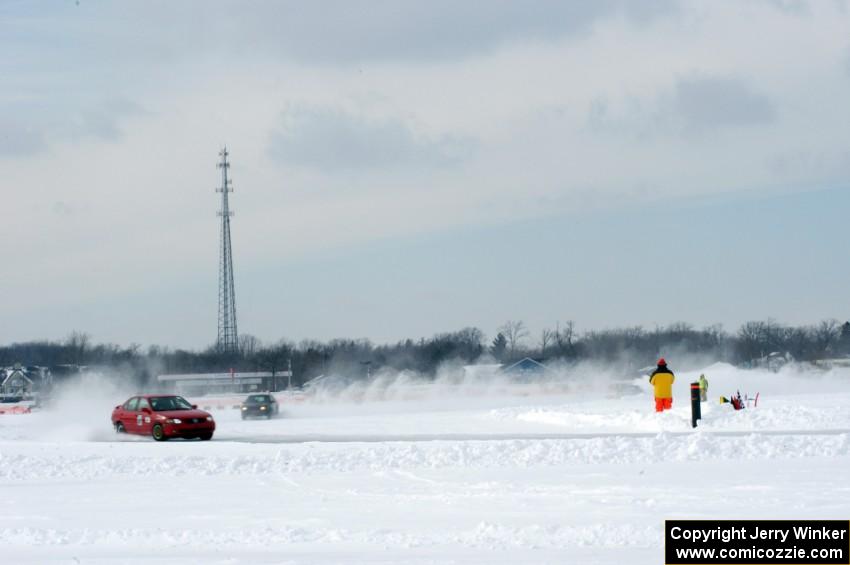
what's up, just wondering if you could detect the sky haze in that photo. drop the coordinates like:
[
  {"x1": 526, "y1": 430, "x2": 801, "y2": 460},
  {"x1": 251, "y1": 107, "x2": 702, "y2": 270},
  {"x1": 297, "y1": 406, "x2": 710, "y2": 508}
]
[{"x1": 3, "y1": 0, "x2": 849, "y2": 348}]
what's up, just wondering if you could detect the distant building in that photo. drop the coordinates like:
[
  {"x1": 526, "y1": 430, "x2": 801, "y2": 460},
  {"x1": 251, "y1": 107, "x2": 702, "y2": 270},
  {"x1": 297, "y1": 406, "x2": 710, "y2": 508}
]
[
  {"x1": 1, "y1": 364, "x2": 34, "y2": 399},
  {"x1": 812, "y1": 358, "x2": 850, "y2": 369},
  {"x1": 500, "y1": 357, "x2": 548, "y2": 378},
  {"x1": 460, "y1": 359, "x2": 550, "y2": 382},
  {"x1": 763, "y1": 351, "x2": 791, "y2": 372},
  {"x1": 157, "y1": 370, "x2": 293, "y2": 396},
  {"x1": 461, "y1": 363, "x2": 502, "y2": 381}
]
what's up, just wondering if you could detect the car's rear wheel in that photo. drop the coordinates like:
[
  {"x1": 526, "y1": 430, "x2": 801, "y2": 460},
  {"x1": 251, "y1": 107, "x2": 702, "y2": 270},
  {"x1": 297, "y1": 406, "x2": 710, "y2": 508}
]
[
  {"x1": 115, "y1": 422, "x2": 125, "y2": 433},
  {"x1": 151, "y1": 424, "x2": 167, "y2": 441},
  {"x1": 199, "y1": 433, "x2": 213, "y2": 441}
]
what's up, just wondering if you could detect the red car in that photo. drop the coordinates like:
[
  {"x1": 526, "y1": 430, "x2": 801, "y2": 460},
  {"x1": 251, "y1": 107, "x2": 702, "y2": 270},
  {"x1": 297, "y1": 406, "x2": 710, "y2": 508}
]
[{"x1": 112, "y1": 395, "x2": 215, "y2": 441}]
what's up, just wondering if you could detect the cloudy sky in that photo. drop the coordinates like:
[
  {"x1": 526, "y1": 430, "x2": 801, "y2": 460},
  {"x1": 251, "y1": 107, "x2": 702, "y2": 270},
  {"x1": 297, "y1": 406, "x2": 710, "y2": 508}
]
[{"x1": 3, "y1": 0, "x2": 850, "y2": 349}]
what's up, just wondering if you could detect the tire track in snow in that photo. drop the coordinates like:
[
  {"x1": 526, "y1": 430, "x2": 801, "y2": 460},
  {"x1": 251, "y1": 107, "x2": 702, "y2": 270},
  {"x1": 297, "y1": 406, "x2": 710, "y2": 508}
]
[{"x1": 210, "y1": 428, "x2": 850, "y2": 444}]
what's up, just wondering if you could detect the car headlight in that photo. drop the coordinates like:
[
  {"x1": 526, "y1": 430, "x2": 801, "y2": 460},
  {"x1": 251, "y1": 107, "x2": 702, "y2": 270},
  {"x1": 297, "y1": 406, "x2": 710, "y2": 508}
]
[
  {"x1": 206, "y1": 416, "x2": 214, "y2": 422},
  {"x1": 260, "y1": 406, "x2": 267, "y2": 410},
  {"x1": 166, "y1": 418, "x2": 183, "y2": 424},
  {"x1": 241, "y1": 406, "x2": 247, "y2": 411}
]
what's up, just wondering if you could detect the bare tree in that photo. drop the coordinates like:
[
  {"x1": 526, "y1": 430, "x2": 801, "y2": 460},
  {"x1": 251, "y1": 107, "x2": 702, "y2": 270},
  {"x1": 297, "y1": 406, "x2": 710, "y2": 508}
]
[
  {"x1": 554, "y1": 321, "x2": 575, "y2": 350},
  {"x1": 257, "y1": 340, "x2": 292, "y2": 380},
  {"x1": 499, "y1": 320, "x2": 529, "y2": 359},
  {"x1": 539, "y1": 328, "x2": 555, "y2": 356},
  {"x1": 65, "y1": 331, "x2": 91, "y2": 364},
  {"x1": 238, "y1": 334, "x2": 262, "y2": 357},
  {"x1": 737, "y1": 321, "x2": 767, "y2": 362},
  {"x1": 703, "y1": 324, "x2": 724, "y2": 346},
  {"x1": 812, "y1": 319, "x2": 841, "y2": 359}
]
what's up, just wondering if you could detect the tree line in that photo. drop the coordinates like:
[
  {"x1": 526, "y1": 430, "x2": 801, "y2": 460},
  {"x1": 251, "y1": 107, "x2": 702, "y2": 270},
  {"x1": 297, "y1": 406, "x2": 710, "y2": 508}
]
[{"x1": 2, "y1": 320, "x2": 848, "y2": 386}]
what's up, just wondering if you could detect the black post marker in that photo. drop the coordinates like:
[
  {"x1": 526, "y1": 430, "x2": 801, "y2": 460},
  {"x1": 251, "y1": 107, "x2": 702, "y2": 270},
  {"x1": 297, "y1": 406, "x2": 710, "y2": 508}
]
[{"x1": 690, "y1": 382, "x2": 701, "y2": 428}]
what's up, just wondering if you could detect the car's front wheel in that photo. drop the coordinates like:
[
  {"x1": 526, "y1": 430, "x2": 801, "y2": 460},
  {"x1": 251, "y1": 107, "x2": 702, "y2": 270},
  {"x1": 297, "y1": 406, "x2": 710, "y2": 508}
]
[
  {"x1": 115, "y1": 422, "x2": 125, "y2": 433},
  {"x1": 151, "y1": 424, "x2": 167, "y2": 441}
]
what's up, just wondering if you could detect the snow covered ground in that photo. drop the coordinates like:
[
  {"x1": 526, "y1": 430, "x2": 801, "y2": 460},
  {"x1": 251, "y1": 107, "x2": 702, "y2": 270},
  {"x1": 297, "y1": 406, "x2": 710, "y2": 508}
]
[{"x1": 0, "y1": 363, "x2": 848, "y2": 563}]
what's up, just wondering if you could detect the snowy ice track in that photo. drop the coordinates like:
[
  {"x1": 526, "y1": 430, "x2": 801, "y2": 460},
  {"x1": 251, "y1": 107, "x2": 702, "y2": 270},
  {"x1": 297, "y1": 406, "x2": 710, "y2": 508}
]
[
  {"x1": 207, "y1": 428, "x2": 850, "y2": 444},
  {"x1": 0, "y1": 523, "x2": 659, "y2": 550},
  {"x1": 3, "y1": 369, "x2": 850, "y2": 564}
]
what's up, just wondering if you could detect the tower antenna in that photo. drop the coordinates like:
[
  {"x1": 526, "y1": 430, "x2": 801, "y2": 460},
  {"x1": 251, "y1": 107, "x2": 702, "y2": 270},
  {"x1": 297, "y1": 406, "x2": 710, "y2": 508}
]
[{"x1": 216, "y1": 146, "x2": 238, "y2": 353}]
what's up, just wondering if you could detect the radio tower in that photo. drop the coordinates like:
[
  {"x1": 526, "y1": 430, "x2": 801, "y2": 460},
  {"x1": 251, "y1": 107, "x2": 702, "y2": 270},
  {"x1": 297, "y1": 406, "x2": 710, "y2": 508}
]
[{"x1": 216, "y1": 147, "x2": 238, "y2": 353}]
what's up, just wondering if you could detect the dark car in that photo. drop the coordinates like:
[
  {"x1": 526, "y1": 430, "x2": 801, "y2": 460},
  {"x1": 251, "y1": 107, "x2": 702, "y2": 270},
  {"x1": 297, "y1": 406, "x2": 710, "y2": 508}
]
[
  {"x1": 112, "y1": 395, "x2": 215, "y2": 441},
  {"x1": 241, "y1": 393, "x2": 279, "y2": 419}
]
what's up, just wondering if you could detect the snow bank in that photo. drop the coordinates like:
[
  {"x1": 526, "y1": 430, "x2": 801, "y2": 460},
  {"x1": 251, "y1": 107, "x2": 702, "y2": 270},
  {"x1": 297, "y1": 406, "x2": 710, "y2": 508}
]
[
  {"x1": 0, "y1": 522, "x2": 660, "y2": 550},
  {"x1": 496, "y1": 395, "x2": 850, "y2": 433},
  {"x1": 1, "y1": 432, "x2": 847, "y2": 481}
]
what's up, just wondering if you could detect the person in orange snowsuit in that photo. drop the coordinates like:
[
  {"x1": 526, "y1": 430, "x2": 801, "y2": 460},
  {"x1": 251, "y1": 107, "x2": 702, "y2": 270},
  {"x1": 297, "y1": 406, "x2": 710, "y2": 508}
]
[{"x1": 649, "y1": 358, "x2": 675, "y2": 412}]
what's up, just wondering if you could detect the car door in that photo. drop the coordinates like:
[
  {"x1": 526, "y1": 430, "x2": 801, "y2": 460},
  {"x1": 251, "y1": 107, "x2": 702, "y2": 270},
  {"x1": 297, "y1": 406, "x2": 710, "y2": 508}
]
[
  {"x1": 121, "y1": 397, "x2": 139, "y2": 432},
  {"x1": 136, "y1": 397, "x2": 154, "y2": 434}
]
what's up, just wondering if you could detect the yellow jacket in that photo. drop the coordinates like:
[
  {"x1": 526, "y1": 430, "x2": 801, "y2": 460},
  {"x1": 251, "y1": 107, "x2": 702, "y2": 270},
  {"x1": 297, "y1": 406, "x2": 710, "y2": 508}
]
[{"x1": 650, "y1": 368, "x2": 675, "y2": 399}]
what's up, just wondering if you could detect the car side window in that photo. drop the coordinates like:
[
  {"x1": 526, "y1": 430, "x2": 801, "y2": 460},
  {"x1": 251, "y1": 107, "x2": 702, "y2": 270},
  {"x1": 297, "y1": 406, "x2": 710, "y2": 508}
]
[
  {"x1": 137, "y1": 398, "x2": 150, "y2": 411},
  {"x1": 124, "y1": 397, "x2": 139, "y2": 411}
]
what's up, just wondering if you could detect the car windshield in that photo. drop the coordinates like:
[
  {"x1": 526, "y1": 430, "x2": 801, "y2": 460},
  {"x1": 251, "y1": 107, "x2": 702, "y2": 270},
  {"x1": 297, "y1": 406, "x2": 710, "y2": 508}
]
[
  {"x1": 247, "y1": 395, "x2": 270, "y2": 403},
  {"x1": 149, "y1": 396, "x2": 193, "y2": 411}
]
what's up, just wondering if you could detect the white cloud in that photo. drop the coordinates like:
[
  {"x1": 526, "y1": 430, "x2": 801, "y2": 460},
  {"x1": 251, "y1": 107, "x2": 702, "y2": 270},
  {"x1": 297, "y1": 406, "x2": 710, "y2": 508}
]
[
  {"x1": 268, "y1": 104, "x2": 475, "y2": 172},
  {"x1": 0, "y1": 119, "x2": 46, "y2": 156},
  {"x1": 845, "y1": 45, "x2": 850, "y2": 76},
  {"x1": 81, "y1": 0, "x2": 673, "y2": 65},
  {"x1": 0, "y1": 97, "x2": 144, "y2": 157},
  {"x1": 669, "y1": 76, "x2": 776, "y2": 132}
]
